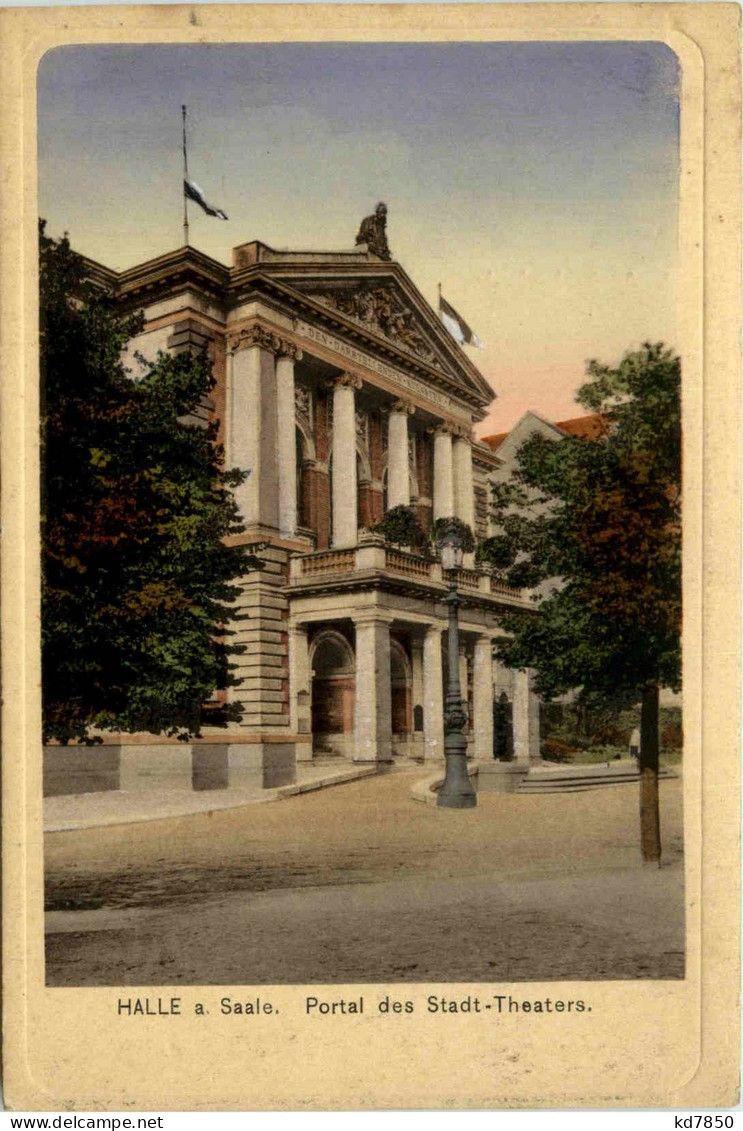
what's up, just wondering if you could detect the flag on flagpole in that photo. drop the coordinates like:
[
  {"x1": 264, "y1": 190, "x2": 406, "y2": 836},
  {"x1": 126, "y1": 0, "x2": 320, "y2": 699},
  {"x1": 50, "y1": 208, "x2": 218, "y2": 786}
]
[
  {"x1": 184, "y1": 179, "x2": 228, "y2": 221},
  {"x1": 438, "y1": 292, "x2": 484, "y2": 348}
]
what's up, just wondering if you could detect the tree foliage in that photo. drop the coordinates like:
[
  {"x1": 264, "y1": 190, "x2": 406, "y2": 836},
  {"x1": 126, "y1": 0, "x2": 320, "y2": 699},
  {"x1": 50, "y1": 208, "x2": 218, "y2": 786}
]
[
  {"x1": 480, "y1": 343, "x2": 681, "y2": 861},
  {"x1": 430, "y1": 516, "x2": 476, "y2": 555},
  {"x1": 483, "y1": 343, "x2": 680, "y2": 701},
  {"x1": 40, "y1": 222, "x2": 260, "y2": 743},
  {"x1": 371, "y1": 504, "x2": 427, "y2": 550}
]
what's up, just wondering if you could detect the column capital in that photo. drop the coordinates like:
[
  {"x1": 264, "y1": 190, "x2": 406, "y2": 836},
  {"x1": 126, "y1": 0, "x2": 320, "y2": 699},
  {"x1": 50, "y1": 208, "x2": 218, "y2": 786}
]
[
  {"x1": 352, "y1": 611, "x2": 395, "y2": 627},
  {"x1": 428, "y1": 422, "x2": 455, "y2": 438},
  {"x1": 329, "y1": 371, "x2": 363, "y2": 391},
  {"x1": 390, "y1": 397, "x2": 416, "y2": 416},
  {"x1": 228, "y1": 322, "x2": 302, "y2": 359}
]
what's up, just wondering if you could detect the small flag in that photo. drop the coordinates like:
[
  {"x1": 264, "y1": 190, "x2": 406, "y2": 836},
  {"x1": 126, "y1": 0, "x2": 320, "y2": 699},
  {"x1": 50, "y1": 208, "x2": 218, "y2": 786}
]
[
  {"x1": 439, "y1": 293, "x2": 484, "y2": 348},
  {"x1": 184, "y1": 179, "x2": 228, "y2": 221}
]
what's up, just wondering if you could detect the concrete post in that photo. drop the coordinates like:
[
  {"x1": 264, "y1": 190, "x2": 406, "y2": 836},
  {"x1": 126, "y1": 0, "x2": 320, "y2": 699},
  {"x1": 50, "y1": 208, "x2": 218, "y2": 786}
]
[
  {"x1": 288, "y1": 625, "x2": 312, "y2": 762},
  {"x1": 432, "y1": 427, "x2": 454, "y2": 520},
  {"x1": 353, "y1": 615, "x2": 393, "y2": 763},
  {"x1": 423, "y1": 625, "x2": 445, "y2": 761},
  {"x1": 332, "y1": 374, "x2": 361, "y2": 546},
  {"x1": 513, "y1": 668, "x2": 541, "y2": 763},
  {"x1": 473, "y1": 636, "x2": 494, "y2": 761},
  {"x1": 276, "y1": 347, "x2": 302, "y2": 537},
  {"x1": 387, "y1": 400, "x2": 413, "y2": 509}
]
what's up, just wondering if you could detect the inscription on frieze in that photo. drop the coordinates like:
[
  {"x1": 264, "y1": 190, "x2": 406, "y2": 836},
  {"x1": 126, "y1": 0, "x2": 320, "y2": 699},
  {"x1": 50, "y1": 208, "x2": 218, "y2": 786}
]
[{"x1": 293, "y1": 319, "x2": 468, "y2": 418}]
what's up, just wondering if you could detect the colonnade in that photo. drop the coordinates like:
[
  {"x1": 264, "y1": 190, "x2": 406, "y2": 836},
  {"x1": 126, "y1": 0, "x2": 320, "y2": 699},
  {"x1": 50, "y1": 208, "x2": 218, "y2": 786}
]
[
  {"x1": 227, "y1": 326, "x2": 477, "y2": 543},
  {"x1": 288, "y1": 619, "x2": 540, "y2": 766}
]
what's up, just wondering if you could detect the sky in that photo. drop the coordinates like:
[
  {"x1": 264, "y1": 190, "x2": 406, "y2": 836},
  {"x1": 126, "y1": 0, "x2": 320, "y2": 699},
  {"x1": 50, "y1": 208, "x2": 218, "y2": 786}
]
[{"x1": 37, "y1": 41, "x2": 680, "y2": 435}]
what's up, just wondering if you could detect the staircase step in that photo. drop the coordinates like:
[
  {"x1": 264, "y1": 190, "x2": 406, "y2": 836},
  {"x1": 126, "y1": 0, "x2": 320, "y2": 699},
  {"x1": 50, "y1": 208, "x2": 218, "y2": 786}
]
[{"x1": 518, "y1": 767, "x2": 677, "y2": 793}]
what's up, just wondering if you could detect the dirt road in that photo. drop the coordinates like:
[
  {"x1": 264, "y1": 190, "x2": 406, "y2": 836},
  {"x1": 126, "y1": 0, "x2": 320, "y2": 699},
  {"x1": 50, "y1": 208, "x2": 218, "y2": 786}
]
[{"x1": 45, "y1": 771, "x2": 684, "y2": 985}]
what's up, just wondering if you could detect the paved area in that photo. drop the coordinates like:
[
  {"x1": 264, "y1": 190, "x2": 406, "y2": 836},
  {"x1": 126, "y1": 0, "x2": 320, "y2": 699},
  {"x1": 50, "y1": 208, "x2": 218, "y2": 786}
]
[
  {"x1": 45, "y1": 771, "x2": 685, "y2": 986},
  {"x1": 44, "y1": 762, "x2": 378, "y2": 831}
]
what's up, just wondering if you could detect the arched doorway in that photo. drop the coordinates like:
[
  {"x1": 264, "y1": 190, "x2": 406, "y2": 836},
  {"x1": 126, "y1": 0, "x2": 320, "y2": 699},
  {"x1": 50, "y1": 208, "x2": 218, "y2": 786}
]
[
  {"x1": 390, "y1": 638, "x2": 412, "y2": 755},
  {"x1": 310, "y1": 630, "x2": 355, "y2": 757}
]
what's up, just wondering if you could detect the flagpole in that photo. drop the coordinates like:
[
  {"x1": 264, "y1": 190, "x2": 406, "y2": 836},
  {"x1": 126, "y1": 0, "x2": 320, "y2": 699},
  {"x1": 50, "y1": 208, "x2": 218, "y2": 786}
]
[
  {"x1": 437, "y1": 281, "x2": 442, "y2": 311},
  {"x1": 182, "y1": 104, "x2": 190, "y2": 247}
]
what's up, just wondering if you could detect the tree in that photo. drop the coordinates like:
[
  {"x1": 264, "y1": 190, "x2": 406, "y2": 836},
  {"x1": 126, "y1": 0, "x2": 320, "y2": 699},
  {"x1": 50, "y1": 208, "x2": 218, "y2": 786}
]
[
  {"x1": 480, "y1": 343, "x2": 681, "y2": 863},
  {"x1": 40, "y1": 222, "x2": 260, "y2": 744}
]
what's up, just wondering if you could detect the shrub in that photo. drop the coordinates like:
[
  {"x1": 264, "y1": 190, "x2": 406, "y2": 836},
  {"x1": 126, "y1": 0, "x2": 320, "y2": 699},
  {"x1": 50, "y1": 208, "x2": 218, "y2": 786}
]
[
  {"x1": 371, "y1": 505, "x2": 427, "y2": 550},
  {"x1": 541, "y1": 737, "x2": 577, "y2": 763},
  {"x1": 430, "y1": 516, "x2": 476, "y2": 554}
]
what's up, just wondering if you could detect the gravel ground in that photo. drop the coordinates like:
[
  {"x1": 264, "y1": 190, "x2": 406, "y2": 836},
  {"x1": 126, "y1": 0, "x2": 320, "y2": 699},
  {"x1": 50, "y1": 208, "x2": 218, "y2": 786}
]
[{"x1": 45, "y1": 771, "x2": 685, "y2": 985}]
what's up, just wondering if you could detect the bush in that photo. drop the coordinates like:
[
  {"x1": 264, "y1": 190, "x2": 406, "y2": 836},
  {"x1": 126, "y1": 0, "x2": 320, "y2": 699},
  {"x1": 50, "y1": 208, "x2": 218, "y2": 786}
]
[
  {"x1": 372, "y1": 505, "x2": 427, "y2": 550},
  {"x1": 430, "y1": 516, "x2": 476, "y2": 554},
  {"x1": 541, "y1": 737, "x2": 577, "y2": 763}
]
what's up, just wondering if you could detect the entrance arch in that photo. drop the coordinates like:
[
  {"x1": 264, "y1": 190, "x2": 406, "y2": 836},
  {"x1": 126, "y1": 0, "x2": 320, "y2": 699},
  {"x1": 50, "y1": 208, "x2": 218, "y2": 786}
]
[
  {"x1": 390, "y1": 638, "x2": 412, "y2": 737},
  {"x1": 310, "y1": 629, "x2": 355, "y2": 756}
]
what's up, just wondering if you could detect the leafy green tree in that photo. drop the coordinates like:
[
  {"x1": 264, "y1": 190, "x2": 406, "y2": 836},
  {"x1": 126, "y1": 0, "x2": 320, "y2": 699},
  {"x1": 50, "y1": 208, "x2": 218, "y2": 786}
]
[
  {"x1": 40, "y1": 222, "x2": 260, "y2": 744},
  {"x1": 480, "y1": 343, "x2": 681, "y2": 863}
]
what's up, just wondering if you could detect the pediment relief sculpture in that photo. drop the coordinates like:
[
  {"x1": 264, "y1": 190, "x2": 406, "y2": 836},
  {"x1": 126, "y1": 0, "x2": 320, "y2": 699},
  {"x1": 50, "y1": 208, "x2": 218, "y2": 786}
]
[{"x1": 304, "y1": 283, "x2": 443, "y2": 370}]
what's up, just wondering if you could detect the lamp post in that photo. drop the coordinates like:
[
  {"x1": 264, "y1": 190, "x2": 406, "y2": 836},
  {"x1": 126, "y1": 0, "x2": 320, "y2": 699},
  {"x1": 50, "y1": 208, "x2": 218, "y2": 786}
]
[{"x1": 437, "y1": 520, "x2": 477, "y2": 809}]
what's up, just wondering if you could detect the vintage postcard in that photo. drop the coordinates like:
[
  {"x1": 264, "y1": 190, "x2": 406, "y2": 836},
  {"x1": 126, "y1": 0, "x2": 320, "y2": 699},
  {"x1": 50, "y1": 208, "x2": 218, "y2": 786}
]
[{"x1": 1, "y1": 2, "x2": 740, "y2": 1111}]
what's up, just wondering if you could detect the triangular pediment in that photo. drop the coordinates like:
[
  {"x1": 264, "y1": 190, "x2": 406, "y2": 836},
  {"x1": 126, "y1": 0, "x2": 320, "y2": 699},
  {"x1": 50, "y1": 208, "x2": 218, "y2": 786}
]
[
  {"x1": 105, "y1": 240, "x2": 495, "y2": 413},
  {"x1": 241, "y1": 254, "x2": 494, "y2": 410},
  {"x1": 297, "y1": 278, "x2": 448, "y2": 366}
]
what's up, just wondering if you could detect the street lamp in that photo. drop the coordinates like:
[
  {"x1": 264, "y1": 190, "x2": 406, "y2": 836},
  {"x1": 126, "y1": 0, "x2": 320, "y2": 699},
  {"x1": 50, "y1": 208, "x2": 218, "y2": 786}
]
[{"x1": 437, "y1": 520, "x2": 477, "y2": 809}]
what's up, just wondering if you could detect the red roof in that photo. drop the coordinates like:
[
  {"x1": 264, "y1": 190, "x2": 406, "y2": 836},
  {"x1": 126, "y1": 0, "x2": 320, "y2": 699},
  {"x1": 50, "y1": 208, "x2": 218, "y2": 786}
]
[
  {"x1": 480, "y1": 429, "x2": 509, "y2": 451},
  {"x1": 555, "y1": 414, "x2": 605, "y2": 440},
  {"x1": 481, "y1": 413, "x2": 604, "y2": 452}
]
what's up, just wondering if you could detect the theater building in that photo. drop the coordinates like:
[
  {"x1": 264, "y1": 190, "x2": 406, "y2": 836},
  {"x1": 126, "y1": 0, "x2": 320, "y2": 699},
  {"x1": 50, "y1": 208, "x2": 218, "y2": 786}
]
[{"x1": 83, "y1": 221, "x2": 541, "y2": 788}]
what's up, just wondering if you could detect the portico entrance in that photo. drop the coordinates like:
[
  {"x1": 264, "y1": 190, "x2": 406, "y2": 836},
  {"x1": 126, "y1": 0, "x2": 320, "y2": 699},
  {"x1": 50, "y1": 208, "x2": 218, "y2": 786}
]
[{"x1": 310, "y1": 629, "x2": 355, "y2": 757}]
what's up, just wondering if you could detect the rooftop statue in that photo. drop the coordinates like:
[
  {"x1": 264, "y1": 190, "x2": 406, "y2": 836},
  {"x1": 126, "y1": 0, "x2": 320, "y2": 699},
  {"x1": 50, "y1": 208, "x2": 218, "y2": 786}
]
[{"x1": 355, "y1": 201, "x2": 391, "y2": 261}]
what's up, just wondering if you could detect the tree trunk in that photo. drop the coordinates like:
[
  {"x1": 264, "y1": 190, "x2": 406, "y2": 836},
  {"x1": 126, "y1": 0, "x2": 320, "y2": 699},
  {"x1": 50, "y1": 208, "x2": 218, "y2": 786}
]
[{"x1": 639, "y1": 682, "x2": 661, "y2": 864}]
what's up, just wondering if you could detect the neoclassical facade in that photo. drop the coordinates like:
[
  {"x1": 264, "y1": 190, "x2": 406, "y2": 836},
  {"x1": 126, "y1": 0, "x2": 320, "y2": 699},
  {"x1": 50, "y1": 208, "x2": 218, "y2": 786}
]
[{"x1": 85, "y1": 232, "x2": 541, "y2": 783}]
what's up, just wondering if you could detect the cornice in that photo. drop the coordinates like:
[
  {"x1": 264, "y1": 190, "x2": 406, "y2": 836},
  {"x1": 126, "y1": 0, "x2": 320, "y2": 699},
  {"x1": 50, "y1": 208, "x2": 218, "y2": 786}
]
[
  {"x1": 288, "y1": 569, "x2": 530, "y2": 612},
  {"x1": 234, "y1": 274, "x2": 488, "y2": 416},
  {"x1": 88, "y1": 243, "x2": 493, "y2": 417}
]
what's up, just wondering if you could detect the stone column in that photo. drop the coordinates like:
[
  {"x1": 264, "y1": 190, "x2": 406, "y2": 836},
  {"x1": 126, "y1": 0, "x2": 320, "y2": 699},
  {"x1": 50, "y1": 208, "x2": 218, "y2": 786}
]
[
  {"x1": 276, "y1": 344, "x2": 303, "y2": 537},
  {"x1": 288, "y1": 625, "x2": 312, "y2": 762},
  {"x1": 453, "y1": 432, "x2": 476, "y2": 566},
  {"x1": 387, "y1": 399, "x2": 414, "y2": 509},
  {"x1": 353, "y1": 614, "x2": 392, "y2": 763},
  {"x1": 453, "y1": 433, "x2": 475, "y2": 528},
  {"x1": 423, "y1": 625, "x2": 444, "y2": 761},
  {"x1": 513, "y1": 668, "x2": 541, "y2": 764},
  {"x1": 228, "y1": 327, "x2": 282, "y2": 529},
  {"x1": 331, "y1": 374, "x2": 361, "y2": 546},
  {"x1": 432, "y1": 426, "x2": 455, "y2": 520},
  {"x1": 473, "y1": 636, "x2": 494, "y2": 761}
]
